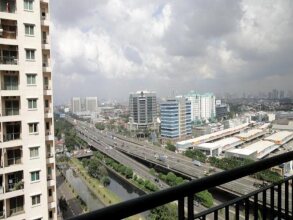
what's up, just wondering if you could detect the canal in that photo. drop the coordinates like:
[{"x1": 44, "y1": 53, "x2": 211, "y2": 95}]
[{"x1": 63, "y1": 166, "x2": 145, "y2": 212}]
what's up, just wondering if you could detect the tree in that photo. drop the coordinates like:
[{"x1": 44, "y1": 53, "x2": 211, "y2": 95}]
[
  {"x1": 95, "y1": 123, "x2": 105, "y2": 130},
  {"x1": 101, "y1": 176, "x2": 111, "y2": 186},
  {"x1": 124, "y1": 167, "x2": 133, "y2": 179},
  {"x1": 166, "y1": 172, "x2": 177, "y2": 186},
  {"x1": 184, "y1": 149, "x2": 207, "y2": 163},
  {"x1": 59, "y1": 196, "x2": 68, "y2": 213},
  {"x1": 166, "y1": 142, "x2": 176, "y2": 152},
  {"x1": 148, "y1": 205, "x2": 177, "y2": 220},
  {"x1": 88, "y1": 158, "x2": 101, "y2": 178},
  {"x1": 195, "y1": 190, "x2": 213, "y2": 208},
  {"x1": 98, "y1": 166, "x2": 108, "y2": 177}
]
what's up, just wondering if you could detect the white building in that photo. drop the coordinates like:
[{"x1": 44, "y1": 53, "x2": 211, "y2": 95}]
[
  {"x1": 85, "y1": 96, "x2": 98, "y2": 113},
  {"x1": 185, "y1": 91, "x2": 216, "y2": 121},
  {"x1": 225, "y1": 141, "x2": 279, "y2": 160},
  {"x1": 264, "y1": 131, "x2": 293, "y2": 145},
  {"x1": 71, "y1": 97, "x2": 81, "y2": 113},
  {"x1": 0, "y1": 1, "x2": 57, "y2": 219}
]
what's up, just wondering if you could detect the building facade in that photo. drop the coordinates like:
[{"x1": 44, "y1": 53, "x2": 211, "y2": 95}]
[
  {"x1": 160, "y1": 97, "x2": 192, "y2": 142},
  {"x1": 85, "y1": 97, "x2": 98, "y2": 113},
  {"x1": 128, "y1": 91, "x2": 157, "y2": 131},
  {"x1": 71, "y1": 97, "x2": 81, "y2": 113},
  {"x1": 0, "y1": 0, "x2": 57, "y2": 219},
  {"x1": 185, "y1": 91, "x2": 216, "y2": 121}
]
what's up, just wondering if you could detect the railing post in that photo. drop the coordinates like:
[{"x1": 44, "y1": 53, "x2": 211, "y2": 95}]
[
  {"x1": 254, "y1": 193, "x2": 258, "y2": 220},
  {"x1": 178, "y1": 197, "x2": 184, "y2": 220},
  {"x1": 188, "y1": 195, "x2": 194, "y2": 220},
  {"x1": 285, "y1": 181, "x2": 289, "y2": 220},
  {"x1": 277, "y1": 184, "x2": 282, "y2": 220},
  {"x1": 262, "y1": 189, "x2": 267, "y2": 219},
  {"x1": 270, "y1": 186, "x2": 275, "y2": 220},
  {"x1": 225, "y1": 206, "x2": 229, "y2": 220},
  {"x1": 245, "y1": 198, "x2": 249, "y2": 220}
]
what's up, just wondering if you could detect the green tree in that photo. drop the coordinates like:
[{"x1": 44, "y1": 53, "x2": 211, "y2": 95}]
[
  {"x1": 101, "y1": 176, "x2": 111, "y2": 186},
  {"x1": 184, "y1": 149, "x2": 206, "y2": 163},
  {"x1": 124, "y1": 167, "x2": 134, "y2": 179},
  {"x1": 148, "y1": 205, "x2": 177, "y2": 220},
  {"x1": 88, "y1": 158, "x2": 101, "y2": 178},
  {"x1": 166, "y1": 142, "x2": 176, "y2": 152},
  {"x1": 195, "y1": 190, "x2": 213, "y2": 208}
]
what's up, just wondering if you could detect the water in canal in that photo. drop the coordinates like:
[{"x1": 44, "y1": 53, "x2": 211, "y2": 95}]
[{"x1": 64, "y1": 167, "x2": 145, "y2": 212}]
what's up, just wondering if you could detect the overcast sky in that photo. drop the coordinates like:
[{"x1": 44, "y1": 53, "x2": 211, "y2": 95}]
[{"x1": 51, "y1": 0, "x2": 293, "y2": 104}]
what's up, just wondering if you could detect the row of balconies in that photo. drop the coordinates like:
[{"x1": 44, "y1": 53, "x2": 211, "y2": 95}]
[
  {"x1": 0, "y1": 196, "x2": 24, "y2": 218},
  {"x1": 0, "y1": 120, "x2": 53, "y2": 143}
]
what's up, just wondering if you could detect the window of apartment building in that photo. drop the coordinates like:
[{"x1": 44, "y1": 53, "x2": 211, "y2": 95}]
[
  {"x1": 25, "y1": 49, "x2": 35, "y2": 60},
  {"x1": 25, "y1": 24, "x2": 34, "y2": 36},
  {"x1": 29, "y1": 123, "x2": 38, "y2": 134},
  {"x1": 48, "y1": 188, "x2": 52, "y2": 197},
  {"x1": 49, "y1": 211, "x2": 53, "y2": 219},
  {"x1": 27, "y1": 74, "x2": 36, "y2": 85},
  {"x1": 31, "y1": 194, "x2": 41, "y2": 206},
  {"x1": 29, "y1": 147, "x2": 39, "y2": 158},
  {"x1": 28, "y1": 99, "x2": 37, "y2": 109},
  {"x1": 24, "y1": 0, "x2": 34, "y2": 11},
  {"x1": 31, "y1": 171, "x2": 40, "y2": 182}
]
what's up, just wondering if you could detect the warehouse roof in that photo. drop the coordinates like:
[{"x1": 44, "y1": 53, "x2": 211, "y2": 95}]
[{"x1": 264, "y1": 131, "x2": 293, "y2": 142}]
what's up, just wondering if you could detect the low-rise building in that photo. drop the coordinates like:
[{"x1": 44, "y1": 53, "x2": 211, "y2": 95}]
[
  {"x1": 234, "y1": 129, "x2": 266, "y2": 141},
  {"x1": 264, "y1": 131, "x2": 293, "y2": 145}
]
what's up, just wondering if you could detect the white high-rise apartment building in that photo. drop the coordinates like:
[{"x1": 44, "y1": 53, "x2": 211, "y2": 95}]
[
  {"x1": 85, "y1": 97, "x2": 98, "y2": 113},
  {"x1": 71, "y1": 97, "x2": 81, "y2": 113},
  {"x1": 0, "y1": 1, "x2": 57, "y2": 219},
  {"x1": 186, "y1": 91, "x2": 216, "y2": 121}
]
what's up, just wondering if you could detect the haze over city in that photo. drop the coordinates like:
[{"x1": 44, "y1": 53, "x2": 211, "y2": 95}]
[{"x1": 51, "y1": 0, "x2": 293, "y2": 104}]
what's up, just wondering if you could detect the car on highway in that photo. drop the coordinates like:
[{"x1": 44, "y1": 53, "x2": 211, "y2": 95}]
[{"x1": 192, "y1": 160, "x2": 202, "y2": 167}]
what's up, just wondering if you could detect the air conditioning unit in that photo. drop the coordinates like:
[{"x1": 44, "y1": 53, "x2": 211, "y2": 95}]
[{"x1": 0, "y1": 28, "x2": 3, "y2": 36}]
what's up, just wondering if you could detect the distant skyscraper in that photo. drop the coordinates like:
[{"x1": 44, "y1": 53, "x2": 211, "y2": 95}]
[
  {"x1": 129, "y1": 91, "x2": 157, "y2": 131},
  {"x1": 280, "y1": 90, "x2": 285, "y2": 99},
  {"x1": 71, "y1": 97, "x2": 81, "y2": 113},
  {"x1": 85, "y1": 97, "x2": 98, "y2": 112},
  {"x1": 160, "y1": 97, "x2": 192, "y2": 141},
  {"x1": 185, "y1": 91, "x2": 216, "y2": 121},
  {"x1": 272, "y1": 89, "x2": 279, "y2": 99},
  {"x1": 0, "y1": 0, "x2": 57, "y2": 219}
]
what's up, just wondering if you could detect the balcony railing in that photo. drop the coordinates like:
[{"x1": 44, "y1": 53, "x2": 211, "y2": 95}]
[
  {"x1": 3, "y1": 108, "x2": 19, "y2": 116},
  {"x1": 6, "y1": 181, "x2": 23, "y2": 192},
  {"x1": 71, "y1": 151, "x2": 293, "y2": 220},
  {"x1": 0, "y1": 56, "x2": 18, "y2": 65},
  {"x1": 7, "y1": 157, "x2": 21, "y2": 166},
  {"x1": 3, "y1": 133, "x2": 20, "y2": 142},
  {"x1": 1, "y1": 30, "x2": 17, "y2": 39},
  {"x1": 0, "y1": 211, "x2": 4, "y2": 219},
  {"x1": 8, "y1": 206, "x2": 24, "y2": 217},
  {"x1": 3, "y1": 84, "x2": 18, "y2": 90},
  {"x1": 0, "y1": 2, "x2": 16, "y2": 14}
]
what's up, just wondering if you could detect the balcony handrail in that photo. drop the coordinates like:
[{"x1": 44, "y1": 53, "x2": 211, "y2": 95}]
[
  {"x1": 70, "y1": 151, "x2": 293, "y2": 220},
  {"x1": 3, "y1": 132, "x2": 20, "y2": 142},
  {"x1": 0, "y1": 56, "x2": 18, "y2": 65}
]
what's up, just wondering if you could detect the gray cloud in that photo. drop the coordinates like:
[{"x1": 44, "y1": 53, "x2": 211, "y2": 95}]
[{"x1": 51, "y1": 0, "x2": 293, "y2": 104}]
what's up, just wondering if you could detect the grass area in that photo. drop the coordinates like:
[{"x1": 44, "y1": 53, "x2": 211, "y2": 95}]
[{"x1": 70, "y1": 158, "x2": 144, "y2": 220}]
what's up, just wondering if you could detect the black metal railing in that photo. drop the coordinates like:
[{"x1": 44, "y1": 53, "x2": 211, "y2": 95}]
[{"x1": 70, "y1": 151, "x2": 293, "y2": 220}]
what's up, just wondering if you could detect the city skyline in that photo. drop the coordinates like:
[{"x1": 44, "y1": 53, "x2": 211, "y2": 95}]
[{"x1": 51, "y1": 0, "x2": 293, "y2": 104}]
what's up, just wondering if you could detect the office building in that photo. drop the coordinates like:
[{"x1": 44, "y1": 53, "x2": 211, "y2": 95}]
[
  {"x1": 71, "y1": 97, "x2": 81, "y2": 113},
  {"x1": 0, "y1": 0, "x2": 57, "y2": 219},
  {"x1": 185, "y1": 91, "x2": 216, "y2": 121},
  {"x1": 128, "y1": 91, "x2": 157, "y2": 132},
  {"x1": 85, "y1": 97, "x2": 98, "y2": 112},
  {"x1": 160, "y1": 97, "x2": 192, "y2": 142}
]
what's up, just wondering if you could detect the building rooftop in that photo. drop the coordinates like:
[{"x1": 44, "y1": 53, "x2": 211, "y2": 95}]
[
  {"x1": 234, "y1": 129, "x2": 264, "y2": 139},
  {"x1": 227, "y1": 140, "x2": 276, "y2": 156},
  {"x1": 264, "y1": 131, "x2": 293, "y2": 142},
  {"x1": 176, "y1": 123, "x2": 249, "y2": 147}
]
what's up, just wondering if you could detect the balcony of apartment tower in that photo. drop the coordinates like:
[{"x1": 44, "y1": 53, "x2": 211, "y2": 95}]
[
  {"x1": 45, "y1": 119, "x2": 53, "y2": 141},
  {"x1": 42, "y1": 52, "x2": 51, "y2": 72},
  {"x1": 43, "y1": 74, "x2": 52, "y2": 96},
  {"x1": 0, "y1": 200, "x2": 4, "y2": 219},
  {"x1": 0, "y1": 96, "x2": 20, "y2": 121},
  {"x1": 44, "y1": 95, "x2": 52, "y2": 118},
  {"x1": 40, "y1": 1, "x2": 49, "y2": 26},
  {"x1": 5, "y1": 171, "x2": 23, "y2": 194},
  {"x1": 4, "y1": 147, "x2": 22, "y2": 168},
  {"x1": 6, "y1": 195, "x2": 24, "y2": 218},
  {"x1": 0, "y1": 44, "x2": 18, "y2": 70},
  {"x1": 0, "y1": 19, "x2": 17, "y2": 41},
  {"x1": 3, "y1": 121, "x2": 21, "y2": 143},
  {"x1": 0, "y1": 1, "x2": 16, "y2": 14},
  {"x1": 46, "y1": 142, "x2": 54, "y2": 163},
  {"x1": 0, "y1": 175, "x2": 3, "y2": 194},
  {"x1": 41, "y1": 26, "x2": 50, "y2": 50}
]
